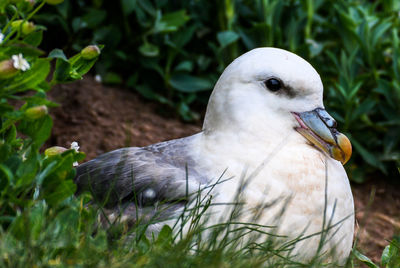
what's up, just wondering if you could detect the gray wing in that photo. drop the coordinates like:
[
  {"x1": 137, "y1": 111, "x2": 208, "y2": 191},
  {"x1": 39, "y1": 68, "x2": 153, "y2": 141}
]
[{"x1": 75, "y1": 135, "x2": 208, "y2": 225}]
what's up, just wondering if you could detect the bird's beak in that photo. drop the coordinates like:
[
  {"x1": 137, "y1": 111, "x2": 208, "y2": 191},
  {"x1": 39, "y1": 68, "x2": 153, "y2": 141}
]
[{"x1": 292, "y1": 108, "x2": 352, "y2": 165}]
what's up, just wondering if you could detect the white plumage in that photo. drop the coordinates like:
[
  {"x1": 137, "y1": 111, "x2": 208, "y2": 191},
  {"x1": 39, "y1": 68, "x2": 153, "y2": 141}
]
[{"x1": 76, "y1": 47, "x2": 354, "y2": 264}]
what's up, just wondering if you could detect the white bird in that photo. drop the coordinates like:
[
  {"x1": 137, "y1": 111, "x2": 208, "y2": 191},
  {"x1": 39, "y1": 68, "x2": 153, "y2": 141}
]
[{"x1": 75, "y1": 47, "x2": 354, "y2": 264}]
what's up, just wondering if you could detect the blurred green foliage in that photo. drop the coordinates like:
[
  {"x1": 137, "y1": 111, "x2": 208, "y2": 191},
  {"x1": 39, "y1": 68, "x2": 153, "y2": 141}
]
[
  {"x1": 37, "y1": 0, "x2": 400, "y2": 183},
  {"x1": 354, "y1": 236, "x2": 400, "y2": 267},
  {"x1": 0, "y1": 0, "x2": 97, "y2": 239}
]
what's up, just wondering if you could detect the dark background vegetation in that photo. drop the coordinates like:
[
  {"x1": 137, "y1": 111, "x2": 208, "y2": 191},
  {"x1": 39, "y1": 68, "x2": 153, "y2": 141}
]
[{"x1": 37, "y1": 0, "x2": 400, "y2": 184}]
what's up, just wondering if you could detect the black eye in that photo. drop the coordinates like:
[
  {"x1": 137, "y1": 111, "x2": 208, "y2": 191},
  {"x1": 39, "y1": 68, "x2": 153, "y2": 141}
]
[{"x1": 265, "y1": 78, "x2": 282, "y2": 92}]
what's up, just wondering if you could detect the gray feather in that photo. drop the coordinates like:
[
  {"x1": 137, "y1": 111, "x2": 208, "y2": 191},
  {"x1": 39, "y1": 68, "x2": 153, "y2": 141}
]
[{"x1": 75, "y1": 134, "x2": 208, "y2": 224}]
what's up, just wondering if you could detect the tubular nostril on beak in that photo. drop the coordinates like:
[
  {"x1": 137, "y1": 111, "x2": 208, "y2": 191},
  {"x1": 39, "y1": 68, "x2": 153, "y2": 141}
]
[
  {"x1": 316, "y1": 108, "x2": 337, "y2": 128},
  {"x1": 327, "y1": 118, "x2": 337, "y2": 128},
  {"x1": 323, "y1": 116, "x2": 336, "y2": 128}
]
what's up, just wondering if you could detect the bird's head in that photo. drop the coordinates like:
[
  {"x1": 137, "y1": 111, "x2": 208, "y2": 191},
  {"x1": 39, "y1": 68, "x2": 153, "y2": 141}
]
[{"x1": 203, "y1": 47, "x2": 351, "y2": 165}]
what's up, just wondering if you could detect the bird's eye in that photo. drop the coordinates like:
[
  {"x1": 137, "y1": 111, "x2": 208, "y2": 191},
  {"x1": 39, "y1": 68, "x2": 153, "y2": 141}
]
[{"x1": 265, "y1": 78, "x2": 282, "y2": 92}]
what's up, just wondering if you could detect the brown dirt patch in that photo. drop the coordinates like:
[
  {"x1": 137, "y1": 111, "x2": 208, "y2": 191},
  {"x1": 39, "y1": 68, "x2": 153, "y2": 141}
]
[
  {"x1": 47, "y1": 77, "x2": 201, "y2": 158},
  {"x1": 47, "y1": 76, "x2": 399, "y2": 265},
  {"x1": 352, "y1": 181, "x2": 400, "y2": 264}
]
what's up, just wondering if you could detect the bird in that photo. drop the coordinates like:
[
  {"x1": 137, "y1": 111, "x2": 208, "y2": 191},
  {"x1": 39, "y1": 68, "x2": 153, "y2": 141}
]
[{"x1": 75, "y1": 47, "x2": 354, "y2": 264}]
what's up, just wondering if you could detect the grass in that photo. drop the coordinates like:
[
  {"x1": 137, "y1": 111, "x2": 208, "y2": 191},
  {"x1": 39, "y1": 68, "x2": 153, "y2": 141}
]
[{"x1": 0, "y1": 166, "x2": 379, "y2": 268}]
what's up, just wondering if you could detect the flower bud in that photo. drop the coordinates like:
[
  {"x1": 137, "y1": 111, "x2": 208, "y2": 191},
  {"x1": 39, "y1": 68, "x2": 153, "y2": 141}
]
[
  {"x1": 45, "y1": 0, "x2": 64, "y2": 5},
  {"x1": 0, "y1": 59, "x2": 19, "y2": 79},
  {"x1": 45, "y1": 146, "x2": 67, "y2": 157},
  {"x1": 81, "y1": 45, "x2": 101, "y2": 60},
  {"x1": 25, "y1": 105, "x2": 48, "y2": 119},
  {"x1": 13, "y1": 0, "x2": 36, "y2": 6},
  {"x1": 26, "y1": 0, "x2": 36, "y2": 6},
  {"x1": 11, "y1": 20, "x2": 36, "y2": 35}
]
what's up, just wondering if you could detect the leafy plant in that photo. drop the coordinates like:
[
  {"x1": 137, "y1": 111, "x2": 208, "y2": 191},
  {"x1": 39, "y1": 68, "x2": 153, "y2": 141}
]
[
  {"x1": 36, "y1": 0, "x2": 400, "y2": 182},
  {"x1": 0, "y1": 0, "x2": 98, "y2": 240},
  {"x1": 353, "y1": 236, "x2": 400, "y2": 268}
]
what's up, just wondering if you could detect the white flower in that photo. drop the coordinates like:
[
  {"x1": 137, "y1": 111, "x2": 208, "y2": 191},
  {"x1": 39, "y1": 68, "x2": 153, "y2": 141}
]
[
  {"x1": 94, "y1": 74, "x2": 102, "y2": 83},
  {"x1": 0, "y1": 32, "x2": 4, "y2": 44},
  {"x1": 11, "y1": 54, "x2": 30, "y2": 71},
  {"x1": 70, "y1": 141, "x2": 80, "y2": 166},
  {"x1": 70, "y1": 141, "x2": 80, "y2": 152}
]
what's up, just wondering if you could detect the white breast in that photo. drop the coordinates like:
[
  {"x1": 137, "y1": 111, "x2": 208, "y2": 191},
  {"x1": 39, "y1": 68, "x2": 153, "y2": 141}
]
[{"x1": 197, "y1": 134, "x2": 354, "y2": 264}]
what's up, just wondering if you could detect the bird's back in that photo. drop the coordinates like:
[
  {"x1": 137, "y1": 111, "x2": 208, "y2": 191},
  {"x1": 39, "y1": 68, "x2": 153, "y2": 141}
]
[{"x1": 74, "y1": 134, "x2": 207, "y2": 223}]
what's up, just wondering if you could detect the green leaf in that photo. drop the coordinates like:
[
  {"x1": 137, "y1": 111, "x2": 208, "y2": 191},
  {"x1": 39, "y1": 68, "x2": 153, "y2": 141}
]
[
  {"x1": 351, "y1": 138, "x2": 386, "y2": 173},
  {"x1": 70, "y1": 56, "x2": 98, "y2": 78},
  {"x1": 32, "y1": 115, "x2": 53, "y2": 146},
  {"x1": 2, "y1": 43, "x2": 45, "y2": 57},
  {"x1": 23, "y1": 30, "x2": 43, "y2": 47},
  {"x1": 169, "y1": 74, "x2": 213, "y2": 92},
  {"x1": 155, "y1": 225, "x2": 173, "y2": 247},
  {"x1": 381, "y1": 237, "x2": 400, "y2": 267},
  {"x1": 46, "y1": 207, "x2": 79, "y2": 245},
  {"x1": 82, "y1": 8, "x2": 107, "y2": 28},
  {"x1": 353, "y1": 249, "x2": 379, "y2": 268},
  {"x1": 174, "y1": 61, "x2": 193, "y2": 72},
  {"x1": 48, "y1": 48, "x2": 68, "y2": 61},
  {"x1": 171, "y1": 24, "x2": 196, "y2": 48},
  {"x1": 103, "y1": 72, "x2": 122, "y2": 85},
  {"x1": 371, "y1": 19, "x2": 392, "y2": 49},
  {"x1": 121, "y1": 0, "x2": 137, "y2": 16},
  {"x1": 382, "y1": 244, "x2": 391, "y2": 265},
  {"x1": 0, "y1": 143, "x2": 11, "y2": 164},
  {"x1": 56, "y1": 0, "x2": 69, "y2": 18},
  {"x1": 18, "y1": 115, "x2": 53, "y2": 147},
  {"x1": 139, "y1": 42, "x2": 159, "y2": 57},
  {"x1": 0, "y1": 164, "x2": 12, "y2": 194},
  {"x1": 3, "y1": 58, "x2": 51, "y2": 93},
  {"x1": 41, "y1": 153, "x2": 77, "y2": 205},
  {"x1": 154, "y1": 10, "x2": 189, "y2": 33},
  {"x1": 9, "y1": 213, "x2": 29, "y2": 241},
  {"x1": 374, "y1": 79, "x2": 396, "y2": 108},
  {"x1": 351, "y1": 99, "x2": 375, "y2": 123},
  {"x1": 53, "y1": 58, "x2": 72, "y2": 82},
  {"x1": 53, "y1": 48, "x2": 100, "y2": 83},
  {"x1": 29, "y1": 202, "x2": 47, "y2": 241},
  {"x1": 75, "y1": 151, "x2": 86, "y2": 162},
  {"x1": 348, "y1": 81, "x2": 363, "y2": 100},
  {"x1": 36, "y1": 161, "x2": 57, "y2": 186},
  {"x1": 140, "y1": 57, "x2": 164, "y2": 76},
  {"x1": 5, "y1": 124, "x2": 17, "y2": 143},
  {"x1": 135, "y1": 84, "x2": 171, "y2": 105},
  {"x1": 177, "y1": 101, "x2": 197, "y2": 121},
  {"x1": 138, "y1": 0, "x2": 156, "y2": 16},
  {"x1": 44, "y1": 179, "x2": 76, "y2": 205},
  {"x1": 217, "y1": 31, "x2": 239, "y2": 48},
  {"x1": 15, "y1": 152, "x2": 38, "y2": 187}
]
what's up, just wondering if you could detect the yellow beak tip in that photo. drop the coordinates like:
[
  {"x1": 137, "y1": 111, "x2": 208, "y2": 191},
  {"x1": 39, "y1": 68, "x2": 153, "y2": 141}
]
[{"x1": 334, "y1": 133, "x2": 352, "y2": 165}]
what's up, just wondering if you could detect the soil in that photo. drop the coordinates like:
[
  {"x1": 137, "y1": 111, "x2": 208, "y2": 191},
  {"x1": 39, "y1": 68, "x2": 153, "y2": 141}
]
[{"x1": 47, "y1": 76, "x2": 399, "y2": 265}]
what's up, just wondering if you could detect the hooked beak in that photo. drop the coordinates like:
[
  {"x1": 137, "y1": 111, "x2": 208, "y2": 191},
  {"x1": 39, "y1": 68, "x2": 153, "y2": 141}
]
[{"x1": 292, "y1": 108, "x2": 352, "y2": 165}]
